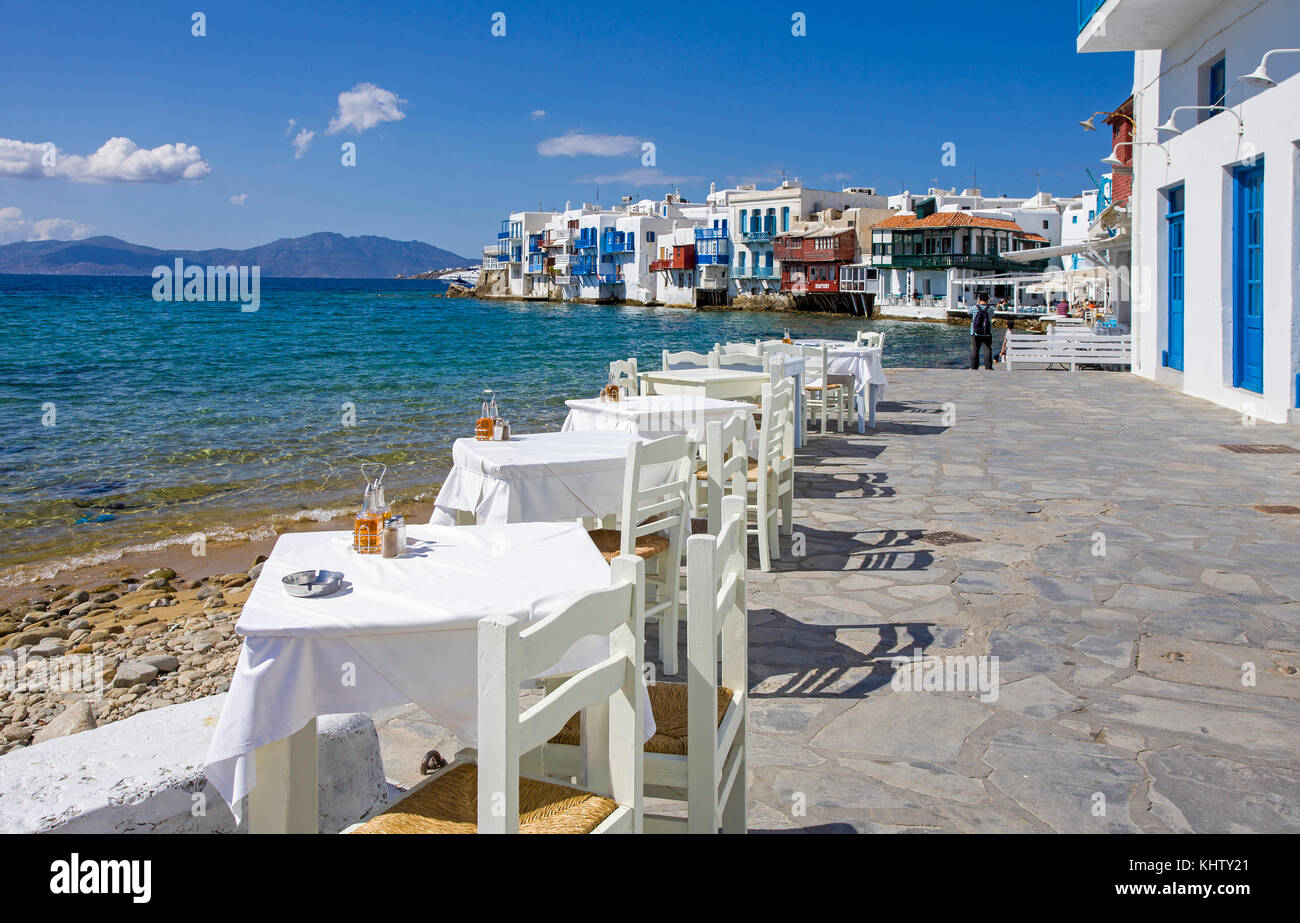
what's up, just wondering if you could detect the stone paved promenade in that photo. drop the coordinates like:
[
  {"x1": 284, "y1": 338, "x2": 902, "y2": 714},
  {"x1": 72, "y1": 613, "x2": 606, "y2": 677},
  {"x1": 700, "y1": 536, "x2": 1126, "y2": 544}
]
[{"x1": 375, "y1": 369, "x2": 1300, "y2": 833}]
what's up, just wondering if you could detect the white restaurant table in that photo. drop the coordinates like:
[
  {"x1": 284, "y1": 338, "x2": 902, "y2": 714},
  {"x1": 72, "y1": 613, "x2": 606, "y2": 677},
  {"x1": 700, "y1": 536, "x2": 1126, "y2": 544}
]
[
  {"x1": 430, "y1": 431, "x2": 643, "y2": 526},
  {"x1": 641, "y1": 363, "x2": 808, "y2": 448},
  {"x1": 203, "y1": 521, "x2": 654, "y2": 831},
  {"x1": 794, "y1": 340, "x2": 888, "y2": 432},
  {"x1": 563, "y1": 394, "x2": 758, "y2": 446}
]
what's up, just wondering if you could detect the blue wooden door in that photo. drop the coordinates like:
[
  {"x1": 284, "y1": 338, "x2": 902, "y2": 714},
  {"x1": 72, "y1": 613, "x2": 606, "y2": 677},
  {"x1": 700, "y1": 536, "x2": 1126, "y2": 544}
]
[
  {"x1": 1234, "y1": 164, "x2": 1264, "y2": 393},
  {"x1": 1167, "y1": 186, "x2": 1185, "y2": 371}
]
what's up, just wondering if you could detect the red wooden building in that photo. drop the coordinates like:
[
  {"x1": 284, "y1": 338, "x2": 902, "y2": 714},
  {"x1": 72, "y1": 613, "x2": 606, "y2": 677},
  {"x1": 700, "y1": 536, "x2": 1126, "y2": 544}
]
[
  {"x1": 649, "y1": 244, "x2": 696, "y2": 273},
  {"x1": 774, "y1": 229, "x2": 856, "y2": 293}
]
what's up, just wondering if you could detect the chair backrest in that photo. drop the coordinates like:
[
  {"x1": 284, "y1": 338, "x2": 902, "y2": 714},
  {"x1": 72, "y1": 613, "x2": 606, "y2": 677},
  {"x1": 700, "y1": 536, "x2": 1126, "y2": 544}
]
[
  {"x1": 759, "y1": 379, "x2": 795, "y2": 465},
  {"x1": 619, "y1": 434, "x2": 693, "y2": 557},
  {"x1": 760, "y1": 340, "x2": 803, "y2": 359},
  {"x1": 714, "y1": 342, "x2": 763, "y2": 357},
  {"x1": 701, "y1": 412, "x2": 749, "y2": 535},
  {"x1": 685, "y1": 495, "x2": 747, "y2": 834},
  {"x1": 766, "y1": 353, "x2": 786, "y2": 389},
  {"x1": 608, "y1": 357, "x2": 638, "y2": 397},
  {"x1": 856, "y1": 331, "x2": 882, "y2": 349},
  {"x1": 712, "y1": 351, "x2": 765, "y2": 372},
  {"x1": 477, "y1": 554, "x2": 646, "y2": 834},
  {"x1": 801, "y1": 344, "x2": 830, "y2": 387},
  {"x1": 663, "y1": 349, "x2": 711, "y2": 371}
]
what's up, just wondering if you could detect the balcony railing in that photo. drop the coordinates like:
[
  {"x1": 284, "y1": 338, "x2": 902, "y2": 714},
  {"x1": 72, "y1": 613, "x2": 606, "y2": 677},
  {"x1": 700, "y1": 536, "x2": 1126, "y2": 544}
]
[
  {"x1": 732, "y1": 265, "x2": 777, "y2": 279},
  {"x1": 573, "y1": 235, "x2": 598, "y2": 250},
  {"x1": 598, "y1": 274, "x2": 623, "y2": 285},
  {"x1": 1078, "y1": 0, "x2": 1107, "y2": 32},
  {"x1": 883, "y1": 253, "x2": 1050, "y2": 273},
  {"x1": 694, "y1": 227, "x2": 729, "y2": 241},
  {"x1": 740, "y1": 229, "x2": 773, "y2": 242},
  {"x1": 650, "y1": 252, "x2": 696, "y2": 272},
  {"x1": 571, "y1": 258, "x2": 597, "y2": 275},
  {"x1": 696, "y1": 252, "x2": 730, "y2": 266},
  {"x1": 600, "y1": 232, "x2": 635, "y2": 254}
]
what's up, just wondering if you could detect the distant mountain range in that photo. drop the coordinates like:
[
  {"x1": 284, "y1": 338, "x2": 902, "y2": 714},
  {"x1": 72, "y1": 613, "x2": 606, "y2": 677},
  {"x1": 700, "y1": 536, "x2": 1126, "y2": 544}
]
[{"x1": 0, "y1": 232, "x2": 475, "y2": 278}]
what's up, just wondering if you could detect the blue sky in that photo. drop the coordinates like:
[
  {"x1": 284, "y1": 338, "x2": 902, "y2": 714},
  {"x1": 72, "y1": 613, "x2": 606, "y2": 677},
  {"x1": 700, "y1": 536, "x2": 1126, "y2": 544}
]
[{"x1": 0, "y1": 0, "x2": 1134, "y2": 258}]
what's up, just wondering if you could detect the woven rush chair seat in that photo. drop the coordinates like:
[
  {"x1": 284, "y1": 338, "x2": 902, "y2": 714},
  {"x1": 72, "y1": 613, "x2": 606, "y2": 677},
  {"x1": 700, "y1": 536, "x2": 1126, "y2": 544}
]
[
  {"x1": 352, "y1": 763, "x2": 617, "y2": 835},
  {"x1": 804, "y1": 382, "x2": 843, "y2": 391},
  {"x1": 551, "y1": 683, "x2": 732, "y2": 756},
  {"x1": 587, "y1": 528, "x2": 670, "y2": 562},
  {"x1": 694, "y1": 458, "x2": 774, "y2": 483}
]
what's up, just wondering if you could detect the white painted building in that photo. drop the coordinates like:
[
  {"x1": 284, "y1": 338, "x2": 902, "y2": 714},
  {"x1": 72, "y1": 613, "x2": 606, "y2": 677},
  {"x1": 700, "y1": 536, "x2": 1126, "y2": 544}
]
[
  {"x1": 1079, "y1": 0, "x2": 1299, "y2": 424},
  {"x1": 728, "y1": 181, "x2": 888, "y2": 298}
]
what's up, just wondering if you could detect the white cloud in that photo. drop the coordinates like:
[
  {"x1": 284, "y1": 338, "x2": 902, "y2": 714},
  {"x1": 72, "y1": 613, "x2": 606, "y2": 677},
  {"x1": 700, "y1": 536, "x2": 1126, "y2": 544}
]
[
  {"x1": 574, "y1": 168, "x2": 704, "y2": 186},
  {"x1": 0, "y1": 137, "x2": 211, "y2": 183},
  {"x1": 538, "y1": 132, "x2": 641, "y2": 157},
  {"x1": 0, "y1": 206, "x2": 94, "y2": 243},
  {"x1": 284, "y1": 118, "x2": 297, "y2": 136},
  {"x1": 530, "y1": 109, "x2": 546, "y2": 120},
  {"x1": 326, "y1": 83, "x2": 408, "y2": 135},
  {"x1": 230, "y1": 193, "x2": 248, "y2": 205},
  {"x1": 291, "y1": 128, "x2": 315, "y2": 159}
]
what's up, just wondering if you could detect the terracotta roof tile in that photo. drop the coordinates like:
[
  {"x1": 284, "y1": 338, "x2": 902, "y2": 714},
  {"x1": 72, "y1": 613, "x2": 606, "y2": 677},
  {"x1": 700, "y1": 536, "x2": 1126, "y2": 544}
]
[{"x1": 871, "y1": 212, "x2": 1034, "y2": 234}]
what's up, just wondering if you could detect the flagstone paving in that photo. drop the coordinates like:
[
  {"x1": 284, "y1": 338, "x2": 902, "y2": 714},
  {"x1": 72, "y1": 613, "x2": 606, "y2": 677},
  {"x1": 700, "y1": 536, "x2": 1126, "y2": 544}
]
[{"x1": 373, "y1": 369, "x2": 1300, "y2": 833}]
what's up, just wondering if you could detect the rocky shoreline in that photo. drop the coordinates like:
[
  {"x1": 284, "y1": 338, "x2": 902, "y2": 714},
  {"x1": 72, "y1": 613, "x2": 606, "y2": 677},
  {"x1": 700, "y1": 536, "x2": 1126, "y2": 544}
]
[{"x1": 0, "y1": 559, "x2": 266, "y2": 756}]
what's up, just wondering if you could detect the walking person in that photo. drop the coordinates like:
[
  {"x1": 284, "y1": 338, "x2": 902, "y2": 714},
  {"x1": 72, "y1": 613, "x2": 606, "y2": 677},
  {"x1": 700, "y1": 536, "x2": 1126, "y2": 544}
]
[{"x1": 970, "y1": 293, "x2": 994, "y2": 370}]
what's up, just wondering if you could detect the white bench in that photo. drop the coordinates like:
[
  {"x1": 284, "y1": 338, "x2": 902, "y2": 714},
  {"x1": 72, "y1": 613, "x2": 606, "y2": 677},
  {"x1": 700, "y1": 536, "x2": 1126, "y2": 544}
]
[{"x1": 1004, "y1": 333, "x2": 1133, "y2": 371}]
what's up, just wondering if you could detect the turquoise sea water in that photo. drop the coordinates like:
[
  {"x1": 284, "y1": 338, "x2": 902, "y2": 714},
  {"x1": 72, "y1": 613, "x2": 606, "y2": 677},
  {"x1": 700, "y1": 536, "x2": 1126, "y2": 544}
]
[{"x1": 0, "y1": 275, "x2": 971, "y2": 583}]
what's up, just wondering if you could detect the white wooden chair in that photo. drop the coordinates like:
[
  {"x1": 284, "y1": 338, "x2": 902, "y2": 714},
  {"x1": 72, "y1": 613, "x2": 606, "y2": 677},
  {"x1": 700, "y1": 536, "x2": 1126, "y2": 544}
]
[
  {"x1": 692, "y1": 411, "x2": 750, "y2": 536},
  {"x1": 546, "y1": 496, "x2": 749, "y2": 834},
  {"x1": 856, "y1": 331, "x2": 882, "y2": 349},
  {"x1": 663, "y1": 349, "x2": 711, "y2": 371},
  {"x1": 750, "y1": 380, "x2": 795, "y2": 571},
  {"x1": 801, "y1": 345, "x2": 848, "y2": 434},
  {"x1": 608, "y1": 357, "x2": 638, "y2": 397},
  {"x1": 347, "y1": 556, "x2": 646, "y2": 835},
  {"x1": 588, "y1": 434, "x2": 692, "y2": 676}
]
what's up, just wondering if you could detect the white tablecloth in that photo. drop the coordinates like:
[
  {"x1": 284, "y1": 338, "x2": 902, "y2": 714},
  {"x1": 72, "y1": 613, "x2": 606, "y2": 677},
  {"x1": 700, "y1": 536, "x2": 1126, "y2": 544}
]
[
  {"x1": 204, "y1": 521, "x2": 652, "y2": 813},
  {"x1": 795, "y1": 340, "x2": 889, "y2": 399},
  {"x1": 563, "y1": 395, "x2": 758, "y2": 444},
  {"x1": 430, "y1": 431, "x2": 642, "y2": 526}
]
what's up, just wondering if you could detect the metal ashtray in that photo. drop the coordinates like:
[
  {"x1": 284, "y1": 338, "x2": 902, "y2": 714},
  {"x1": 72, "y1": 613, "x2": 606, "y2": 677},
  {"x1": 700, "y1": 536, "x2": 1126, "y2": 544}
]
[{"x1": 282, "y1": 569, "x2": 344, "y2": 598}]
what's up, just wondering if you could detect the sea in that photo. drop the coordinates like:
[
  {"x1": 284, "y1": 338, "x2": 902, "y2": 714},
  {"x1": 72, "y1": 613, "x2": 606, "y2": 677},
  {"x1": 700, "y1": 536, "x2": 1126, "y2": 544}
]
[{"x1": 0, "y1": 274, "x2": 972, "y2": 587}]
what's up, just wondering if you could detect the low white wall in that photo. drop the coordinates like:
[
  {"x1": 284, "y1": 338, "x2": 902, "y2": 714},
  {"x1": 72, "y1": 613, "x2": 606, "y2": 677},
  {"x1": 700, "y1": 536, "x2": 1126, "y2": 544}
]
[{"x1": 0, "y1": 695, "x2": 388, "y2": 834}]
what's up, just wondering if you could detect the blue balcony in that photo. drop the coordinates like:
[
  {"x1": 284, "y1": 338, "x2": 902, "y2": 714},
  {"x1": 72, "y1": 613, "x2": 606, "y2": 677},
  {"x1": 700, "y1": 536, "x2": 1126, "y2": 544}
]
[
  {"x1": 740, "y1": 229, "x2": 773, "y2": 243},
  {"x1": 574, "y1": 231, "x2": 598, "y2": 251},
  {"x1": 527, "y1": 255, "x2": 547, "y2": 273},
  {"x1": 600, "y1": 230, "x2": 635, "y2": 254},
  {"x1": 572, "y1": 257, "x2": 597, "y2": 275},
  {"x1": 696, "y1": 253, "x2": 730, "y2": 266},
  {"x1": 695, "y1": 226, "x2": 728, "y2": 241},
  {"x1": 497, "y1": 231, "x2": 510, "y2": 240},
  {"x1": 732, "y1": 265, "x2": 776, "y2": 279},
  {"x1": 598, "y1": 274, "x2": 623, "y2": 285},
  {"x1": 1078, "y1": 0, "x2": 1107, "y2": 32}
]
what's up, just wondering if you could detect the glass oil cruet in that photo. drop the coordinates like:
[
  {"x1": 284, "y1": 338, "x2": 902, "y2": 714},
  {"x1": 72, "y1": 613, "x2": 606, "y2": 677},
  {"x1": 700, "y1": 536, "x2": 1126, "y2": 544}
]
[
  {"x1": 476, "y1": 390, "x2": 496, "y2": 441},
  {"x1": 353, "y1": 462, "x2": 390, "y2": 554}
]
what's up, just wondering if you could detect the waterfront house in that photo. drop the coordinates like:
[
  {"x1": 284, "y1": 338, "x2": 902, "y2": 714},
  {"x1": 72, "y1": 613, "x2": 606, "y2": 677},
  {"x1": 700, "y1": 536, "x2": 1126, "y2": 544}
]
[
  {"x1": 869, "y1": 205, "x2": 1051, "y2": 315},
  {"x1": 1079, "y1": 0, "x2": 1299, "y2": 424},
  {"x1": 728, "y1": 182, "x2": 889, "y2": 299}
]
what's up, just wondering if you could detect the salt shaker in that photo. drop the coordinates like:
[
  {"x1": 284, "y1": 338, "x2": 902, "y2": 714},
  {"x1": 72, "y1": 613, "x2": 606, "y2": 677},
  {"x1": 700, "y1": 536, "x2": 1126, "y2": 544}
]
[{"x1": 381, "y1": 520, "x2": 401, "y2": 558}]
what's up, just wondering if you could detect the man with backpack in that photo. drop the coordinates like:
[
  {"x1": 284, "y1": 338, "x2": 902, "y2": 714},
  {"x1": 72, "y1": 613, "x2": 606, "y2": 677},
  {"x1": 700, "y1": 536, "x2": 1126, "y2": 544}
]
[{"x1": 970, "y1": 293, "x2": 994, "y2": 370}]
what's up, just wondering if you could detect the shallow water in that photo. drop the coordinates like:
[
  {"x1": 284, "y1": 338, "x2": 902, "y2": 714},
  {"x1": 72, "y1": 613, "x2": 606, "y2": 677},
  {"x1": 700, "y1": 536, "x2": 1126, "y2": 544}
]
[{"x1": 0, "y1": 275, "x2": 971, "y2": 584}]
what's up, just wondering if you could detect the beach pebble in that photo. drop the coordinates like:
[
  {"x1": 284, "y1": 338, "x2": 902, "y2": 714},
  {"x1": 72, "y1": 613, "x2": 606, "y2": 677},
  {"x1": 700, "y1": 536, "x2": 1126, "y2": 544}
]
[
  {"x1": 32, "y1": 700, "x2": 97, "y2": 744},
  {"x1": 141, "y1": 577, "x2": 170, "y2": 591},
  {"x1": 140, "y1": 654, "x2": 180, "y2": 673},
  {"x1": 111, "y1": 661, "x2": 159, "y2": 688},
  {"x1": 30, "y1": 639, "x2": 68, "y2": 657},
  {"x1": 66, "y1": 618, "x2": 91, "y2": 631},
  {"x1": 144, "y1": 567, "x2": 177, "y2": 580},
  {"x1": 247, "y1": 562, "x2": 264, "y2": 579},
  {"x1": 195, "y1": 586, "x2": 222, "y2": 601},
  {"x1": 2, "y1": 725, "x2": 33, "y2": 743}
]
